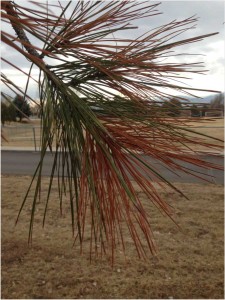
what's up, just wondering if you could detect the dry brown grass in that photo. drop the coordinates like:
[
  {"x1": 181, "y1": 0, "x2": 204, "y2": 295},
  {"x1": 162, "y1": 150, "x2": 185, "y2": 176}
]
[
  {"x1": 1, "y1": 120, "x2": 42, "y2": 149},
  {"x1": 1, "y1": 175, "x2": 224, "y2": 299},
  {"x1": 1, "y1": 118, "x2": 224, "y2": 151},
  {"x1": 182, "y1": 118, "x2": 224, "y2": 151}
]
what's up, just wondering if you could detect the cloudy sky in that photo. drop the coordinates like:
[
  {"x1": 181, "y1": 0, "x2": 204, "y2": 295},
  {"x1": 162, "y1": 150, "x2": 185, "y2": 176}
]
[
  {"x1": 1, "y1": 0, "x2": 224, "y2": 100},
  {"x1": 138, "y1": 1, "x2": 225, "y2": 97}
]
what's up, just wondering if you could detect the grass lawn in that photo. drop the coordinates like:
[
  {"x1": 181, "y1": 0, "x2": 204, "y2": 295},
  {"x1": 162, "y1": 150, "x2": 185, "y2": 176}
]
[
  {"x1": 2, "y1": 118, "x2": 224, "y2": 151},
  {"x1": 1, "y1": 175, "x2": 224, "y2": 299}
]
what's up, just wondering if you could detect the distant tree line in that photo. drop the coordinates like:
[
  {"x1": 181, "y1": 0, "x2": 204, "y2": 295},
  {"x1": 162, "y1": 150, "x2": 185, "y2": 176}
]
[
  {"x1": 210, "y1": 93, "x2": 224, "y2": 110},
  {"x1": 1, "y1": 94, "x2": 32, "y2": 125},
  {"x1": 161, "y1": 93, "x2": 224, "y2": 117},
  {"x1": 161, "y1": 98, "x2": 182, "y2": 117},
  {"x1": 1, "y1": 101, "x2": 16, "y2": 125},
  {"x1": 190, "y1": 93, "x2": 224, "y2": 117},
  {"x1": 2, "y1": 93, "x2": 223, "y2": 125}
]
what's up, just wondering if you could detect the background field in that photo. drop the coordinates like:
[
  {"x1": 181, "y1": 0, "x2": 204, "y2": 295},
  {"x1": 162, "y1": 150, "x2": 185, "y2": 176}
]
[
  {"x1": 2, "y1": 175, "x2": 224, "y2": 299},
  {"x1": 1, "y1": 118, "x2": 224, "y2": 151}
]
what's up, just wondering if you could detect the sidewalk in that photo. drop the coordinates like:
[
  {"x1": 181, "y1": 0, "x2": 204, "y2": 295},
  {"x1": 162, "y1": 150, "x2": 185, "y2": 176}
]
[
  {"x1": 1, "y1": 146, "x2": 54, "y2": 152},
  {"x1": 1, "y1": 146, "x2": 40, "y2": 151},
  {"x1": 1, "y1": 145, "x2": 224, "y2": 156},
  {"x1": 2, "y1": 146, "x2": 38, "y2": 151}
]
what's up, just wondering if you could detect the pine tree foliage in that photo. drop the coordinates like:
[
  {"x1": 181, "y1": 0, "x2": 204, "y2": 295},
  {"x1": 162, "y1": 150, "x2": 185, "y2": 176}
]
[
  {"x1": 1, "y1": 1, "x2": 223, "y2": 262},
  {"x1": 13, "y1": 94, "x2": 32, "y2": 121}
]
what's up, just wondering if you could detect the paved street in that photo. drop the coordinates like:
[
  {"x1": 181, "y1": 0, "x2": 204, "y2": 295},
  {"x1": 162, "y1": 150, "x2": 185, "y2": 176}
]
[{"x1": 1, "y1": 150, "x2": 224, "y2": 185}]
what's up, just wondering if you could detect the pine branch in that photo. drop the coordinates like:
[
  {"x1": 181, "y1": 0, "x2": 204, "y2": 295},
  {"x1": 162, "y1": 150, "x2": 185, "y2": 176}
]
[{"x1": 2, "y1": 1, "x2": 42, "y2": 58}]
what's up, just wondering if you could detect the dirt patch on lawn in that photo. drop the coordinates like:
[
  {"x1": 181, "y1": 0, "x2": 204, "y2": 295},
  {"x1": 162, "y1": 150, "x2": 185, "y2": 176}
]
[{"x1": 1, "y1": 176, "x2": 224, "y2": 299}]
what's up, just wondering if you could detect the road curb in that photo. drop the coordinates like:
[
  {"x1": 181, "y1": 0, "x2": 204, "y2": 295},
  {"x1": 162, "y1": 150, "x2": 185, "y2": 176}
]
[{"x1": 1, "y1": 147, "x2": 224, "y2": 156}]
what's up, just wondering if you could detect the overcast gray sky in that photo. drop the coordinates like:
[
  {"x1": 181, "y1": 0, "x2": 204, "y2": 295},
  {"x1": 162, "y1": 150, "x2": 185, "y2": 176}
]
[
  {"x1": 139, "y1": 1, "x2": 224, "y2": 96},
  {"x1": 1, "y1": 1, "x2": 224, "y2": 99}
]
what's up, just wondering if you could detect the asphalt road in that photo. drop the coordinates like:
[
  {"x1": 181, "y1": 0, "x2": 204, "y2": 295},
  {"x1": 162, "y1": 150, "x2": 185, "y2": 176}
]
[{"x1": 1, "y1": 150, "x2": 224, "y2": 185}]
